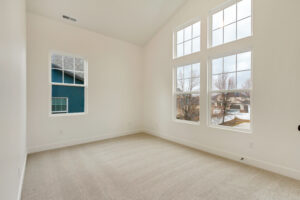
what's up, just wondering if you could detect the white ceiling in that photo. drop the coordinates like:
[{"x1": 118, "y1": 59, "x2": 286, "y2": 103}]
[{"x1": 27, "y1": 0, "x2": 187, "y2": 46}]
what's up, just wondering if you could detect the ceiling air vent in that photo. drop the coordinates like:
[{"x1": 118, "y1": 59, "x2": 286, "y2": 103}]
[{"x1": 62, "y1": 15, "x2": 77, "y2": 22}]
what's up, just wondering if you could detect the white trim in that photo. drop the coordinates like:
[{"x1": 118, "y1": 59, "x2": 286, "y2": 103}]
[
  {"x1": 17, "y1": 153, "x2": 27, "y2": 200},
  {"x1": 144, "y1": 129, "x2": 300, "y2": 181},
  {"x1": 173, "y1": 19, "x2": 201, "y2": 59},
  {"x1": 49, "y1": 51, "x2": 88, "y2": 117},
  {"x1": 207, "y1": 49, "x2": 253, "y2": 133},
  {"x1": 173, "y1": 62, "x2": 201, "y2": 124},
  {"x1": 27, "y1": 129, "x2": 143, "y2": 154}
]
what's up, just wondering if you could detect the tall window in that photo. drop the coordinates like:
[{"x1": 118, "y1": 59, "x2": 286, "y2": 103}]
[
  {"x1": 175, "y1": 21, "x2": 201, "y2": 58},
  {"x1": 51, "y1": 53, "x2": 87, "y2": 115},
  {"x1": 209, "y1": 0, "x2": 252, "y2": 47},
  {"x1": 209, "y1": 51, "x2": 252, "y2": 130},
  {"x1": 174, "y1": 63, "x2": 200, "y2": 122}
]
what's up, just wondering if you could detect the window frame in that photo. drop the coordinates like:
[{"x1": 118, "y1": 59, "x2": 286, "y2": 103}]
[
  {"x1": 173, "y1": 62, "x2": 201, "y2": 125},
  {"x1": 207, "y1": 49, "x2": 253, "y2": 133},
  {"x1": 49, "y1": 51, "x2": 88, "y2": 117},
  {"x1": 173, "y1": 18, "x2": 201, "y2": 59},
  {"x1": 207, "y1": 0, "x2": 253, "y2": 48}
]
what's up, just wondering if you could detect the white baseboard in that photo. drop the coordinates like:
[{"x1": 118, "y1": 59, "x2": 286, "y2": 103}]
[
  {"x1": 27, "y1": 129, "x2": 142, "y2": 154},
  {"x1": 144, "y1": 129, "x2": 300, "y2": 181},
  {"x1": 18, "y1": 153, "x2": 27, "y2": 200}
]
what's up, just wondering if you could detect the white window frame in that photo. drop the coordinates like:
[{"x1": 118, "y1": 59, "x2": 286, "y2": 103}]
[
  {"x1": 207, "y1": 49, "x2": 253, "y2": 133},
  {"x1": 208, "y1": 0, "x2": 253, "y2": 48},
  {"x1": 173, "y1": 18, "x2": 201, "y2": 59},
  {"x1": 49, "y1": 51, "x2": 88, "y2": 117},
  {"x1": 173, "y1": 62, "x2": 201, "y2": 125}
]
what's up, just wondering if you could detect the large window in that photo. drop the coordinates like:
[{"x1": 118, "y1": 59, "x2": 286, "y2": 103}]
[
  {"x1": 174, "y1": 63, "x2": 200, "y2": 122},
  {"x1": 50, "y1": 53, "x2": 87, "y2": 115},
  {"x1": 209, "y1": 0, "x2": 252, "y2": 47},
  {"x1": 174, "y1": 21, "x2": 201, "y2": 58},
  {"x1": 209, "y1": 51, "x2": 252, "y2": 130}
]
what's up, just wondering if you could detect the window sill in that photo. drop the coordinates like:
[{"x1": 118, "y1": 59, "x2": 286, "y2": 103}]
[
  {"x1": 173, "y1": 119, "x2": 200, "y2": 126},
  {"x1": 208, "y1": 124, "x2": 252, "y2": 134},
  {"x1": 49, "y1": 112, "x2": 87, "y2": 117}
]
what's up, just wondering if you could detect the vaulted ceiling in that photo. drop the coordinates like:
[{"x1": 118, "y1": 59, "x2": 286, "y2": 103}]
[{"x1": 27, "y1": 0, "x2": 187, "y2": 45}]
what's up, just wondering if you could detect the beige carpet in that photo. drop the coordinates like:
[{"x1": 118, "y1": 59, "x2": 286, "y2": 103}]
[{"x1": 22, "y1": 133, "x2": 300, "y2": 200}]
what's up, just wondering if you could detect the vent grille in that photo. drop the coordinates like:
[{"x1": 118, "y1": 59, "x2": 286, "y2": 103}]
[{"x1": 62, "y1": 15, "x2": 77, "y2": 22}]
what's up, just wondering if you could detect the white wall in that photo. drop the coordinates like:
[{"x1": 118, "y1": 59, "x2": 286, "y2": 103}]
[
  {"x1": 142, "y1": 0, "x2": 300, "y2": 179},
  {"x1": 27, "y1": 13, "x2": 143, "y2": 153},
  {"x1": 0, "y1": 0, "x2": 27, "y2": 199}
]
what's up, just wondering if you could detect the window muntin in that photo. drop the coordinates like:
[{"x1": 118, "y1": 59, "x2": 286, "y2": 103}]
[
  {"x1": 175, "y1": 21, "x2": 201, "y2": 58},
  {"x1": 51, "y1": 53, "x2": 87, "y2": 115},
  {"x1": 52, "y1": 97, "x2": 68, "y2": 113},
  {"x1": 174, "y1": 63, "x2": 200, "y2": 122},
  {"x1": 209, "y1": 0, "x2": 252, "y2": 47},
  {"x1": 209, "y1": 51, "x2": 252, "y2": 130}
]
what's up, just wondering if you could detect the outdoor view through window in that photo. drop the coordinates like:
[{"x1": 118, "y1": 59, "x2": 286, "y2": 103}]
[
  {"x1": 210, "y1": 51, "x2": 251, "y2": 130},
  {"x1": 175, "y1": 63, "x2": 200, "y2": 122}
]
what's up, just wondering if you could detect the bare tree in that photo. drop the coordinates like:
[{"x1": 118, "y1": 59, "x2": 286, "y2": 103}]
[
  {"x1": 214, "y1": 74, "x2": 235, "y2": 124},
  {"x1": 177, "y1": 68, "x2": 200, "y2": 120}
]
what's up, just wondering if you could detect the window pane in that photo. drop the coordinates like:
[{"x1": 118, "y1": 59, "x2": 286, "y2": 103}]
[
  {"x1": 212, "y1": 73, "x2": 236, "y2": 90},
  {"x1": 64, "y1": 70, "x2": 74, "y2": 84},
  {"x1": 192, "y1": 22, "x2": 200, "y2": 38},
  {"x1": 184, "y1": 40, "x2": 192, "y2": 55},
  {"x1": 237, "y1": 17, "x2": 251, "y2": 39},
  {"x1": 212, "y1": 58, "x2": 223, "y2": 74},
  {"x1": 237, "y1": 0, "x2": 251, "y2": 20},
  {"x1": 212, "y1": 10, "x2": 223, "y2": 30},
  {"x1": 177, "y1": 43, "x2": 183, "y2": 57},
  {"x1": 212, "y1": 75, "x2": 221, "y2": 91},
  {"x1": 177, "y1": 66, "x2": 184, "y2": 80},
  {"x1": 212, "y1": 28, "x2": 223, "y2": 47},
  {"x1": 52, "y1": 85, "x2": 84, "y2": 113},
  {"x1": 176, "y1": 94, "x2": 200, "y2": 122},
  {"x1": 224, "y1": 23, "x2": 236, "y2": 43},
  {"x1": 224, "y1": 4, "x2": 236, "y2": 25},
  {"x1": 225, "y1": 73, "x2": 236, "y2": 90},
  {"x1": 183, "y1": 79, "x2": 191, "y2": 92},
  {"x1": 224, "y1": 55, "x2": 236, "y2": 73},
  {"x1": 184, "y1": 26, "x2": 192, "y2": 41},
  {"x1": 237, "y1": 71, "x2": 251, "y2": 89},
  {"x1": 51, "y1": 54, "x2": 62, "y2": 69},
  {"x1": 191, "y1": 78, "x2": 200, "y2": 92},
  {"x1": 61, "y1": 98, "x2": 67, "y2": 105},
  {"x1": 177, "y1": 30, "x2": 184, "y2": 44},
  {"x1": 75, "y1": 72, "x2": 84, "y2": 85},
  {"x1": 52, "y1": 69, "x2": 63, "y2": 83},
  {"x1": 176, "y1": 79, "x2": 184, "y2": 92},
  {"x1": 75, "y1": 58, "x2": 84, "y2": 71},
  {"x1": 192, "y1": 37, "x2": 200, "y2": 53},
  {"x1": 210, "y1": 92, "x2": 250, "y2": 129},
  {"x1": 237, "y1": 51, "x2": 251, "y2": 71},
  {"x1": 62, "y1": 105, "x2": 67, "y2": 111},
  {"x1": 192, "y1": 63, "x2": 200, "y2": 77},
  {"x1": 64, "y1": 56, "x2": 74, "y2": 70},
  {"x1": 184, "y1": 65, "x2": 191, "y2": 79}
]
